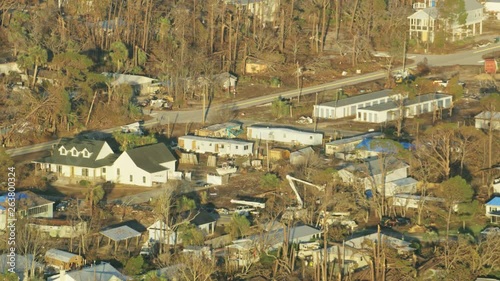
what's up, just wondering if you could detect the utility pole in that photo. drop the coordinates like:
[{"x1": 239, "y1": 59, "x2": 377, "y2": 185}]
[
  {"x1": 266, "y1": 139, "x2": 270, "y2": 172},
  {"x1": 202, "y1": 93, "x2": 206, "y2": 124},
  {"x1": 314, "y1": 92, "x2": 319, "y2": 132},
  {"x1": 296, "y1": 62, "x2": 302, "y2": 104},
  {"x1": 167, "y1": 117, "x2": 170, "y2": 138},
  {"x1": 402, "y1": 35, "x2": 407, "y2": 72}
]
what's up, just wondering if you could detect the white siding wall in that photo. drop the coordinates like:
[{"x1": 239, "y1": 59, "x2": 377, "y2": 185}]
[
  {"x1": 179, "y1": 137, "x2": 253, "y2": 156},
  {"x1": 110, "y1": 153, "x2": 162, "y2": 187},
  {"x1": 95, "y1": 143, "x2": 114, "y2": 160},
  {"x1": 315, "y1": 96, "x2": 395, "y2": 119},
  {"x1": 248, "y1": 127, "x2": 322, "y2": 146}
]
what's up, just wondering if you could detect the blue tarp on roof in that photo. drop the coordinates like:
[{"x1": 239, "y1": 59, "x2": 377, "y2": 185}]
[
  {"x1": 0, "y1": 192, "x2": 29, "y2": 210},
  {"x1": 356, "y1": 138, "x2": 414, "y2": 152}
]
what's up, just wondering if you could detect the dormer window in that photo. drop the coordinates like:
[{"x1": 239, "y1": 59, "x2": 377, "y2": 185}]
[
  {"x1": 82, "y1": 149, "x2": 91, "y2": 158},
  {"x1": 59, "y1": 146, "x2": 68, "y2": 156},
  {"x1": 70, "y1": 147, "x2": 79, "y2": 157}
]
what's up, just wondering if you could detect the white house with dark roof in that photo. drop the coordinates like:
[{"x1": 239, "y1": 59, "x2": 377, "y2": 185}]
[
  {"x1": 178, "y1": 135, "x2": 254, "y2": 156},
  {"x1": 355, "y1": 93, "x2": 452, "y2": 123},
  {"x1": 33, "y1": 138, "x2": 117, "y2": 181},
  {"x1": 475, "y1": 111, "x2": 500, "y2": 131},
  {"x1": 408, "y1": 0, "x2": 484, "y2": 43},
  {"x1": 191, "y1": 210, "x2": 217, "y2": 236},
  {"x1": 33, "y1": 138, "x2": 177, "y2": 187},
  {"x1": 147, "y1": 220, "x2": 179, "y2": 245},
  {"x1": 247, "y1": 125, "x2": 324, "y2": 146},
  {"x1": 109, "y1": 143, "x2": 177, "y2": 186},
  {"x1": 313, "y1": 90, "x2": 400, "y2": 119}
]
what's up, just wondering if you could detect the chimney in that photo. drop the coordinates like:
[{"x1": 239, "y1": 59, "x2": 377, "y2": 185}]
[{"x1": 59, "y1": 269, "x2": 66, "y2": 281}]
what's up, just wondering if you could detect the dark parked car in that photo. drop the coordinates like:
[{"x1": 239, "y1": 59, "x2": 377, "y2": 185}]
[{"x1": 381, "y1": 216, "x2": 411, "y2": 227}]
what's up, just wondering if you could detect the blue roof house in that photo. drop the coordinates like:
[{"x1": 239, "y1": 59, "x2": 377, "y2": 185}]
[{"x1": 486, "y1": 197, "x2": 500, "y2": 223}]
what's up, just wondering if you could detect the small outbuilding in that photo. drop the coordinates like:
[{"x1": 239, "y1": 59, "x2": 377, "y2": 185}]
[
  {"x1": 45, "y1": 249, "x2": 84, "y2": 270},
  {"x1": 475, "y1": 111, "x2": 500, "y2": 131}
]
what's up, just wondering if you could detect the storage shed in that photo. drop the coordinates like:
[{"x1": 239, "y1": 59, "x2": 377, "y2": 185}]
[{"x1": 45, "y1": 249, "x2": 84, "y2": 270}]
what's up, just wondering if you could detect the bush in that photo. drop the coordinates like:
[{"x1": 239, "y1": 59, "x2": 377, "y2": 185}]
[
  {"x1": 260, "y1": 173, "x2": 280, "y2": 188},
  {"x1": 124, "y1": 255, "x2": 144, "y2": 275}
]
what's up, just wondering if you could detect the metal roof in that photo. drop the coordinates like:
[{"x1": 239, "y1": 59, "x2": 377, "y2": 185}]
[
  {"x1": 48, "y1": 263, "x2": 129, "y2": 281},
  {"x1": 326, "y1": 132, "x2": 384, "y2": 146},
  {"x1": 248, "y1": 125, "x2": 324, "y2": 136},
  {"x1": 357, "y1": 93, "x2": 451, "y2": 112},
  {"x1": 475, "y1": 111, "x2": 500, "y2": 120},
  {"x1": 180, "y1": 135, "x2": 254, "y2": 145},
  {"x1": 318, "y1": 89, "x2": 395, "y2": 108},
  {"x1": 45, "y1": 249, "x2": 79, "y2": 263},
  {"x1": 100, "y1": 226, "x2": 142, "y2": 241},
  {"x1": 486, "y1": 197, "x2": 500, "y2": 206},
  {"x1": 390, "y1": 177, "x2": 418, "y2": 186}
]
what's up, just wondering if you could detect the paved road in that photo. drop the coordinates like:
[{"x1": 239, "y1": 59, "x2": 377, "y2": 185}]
[{"x1": 6, "y1": 43, "x2": 500, "y2": 157}]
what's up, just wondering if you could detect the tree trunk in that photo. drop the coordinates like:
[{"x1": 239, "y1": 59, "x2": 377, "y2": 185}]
[{"x1": 32, "y1": 64, "x2": 38, "y2": 88}]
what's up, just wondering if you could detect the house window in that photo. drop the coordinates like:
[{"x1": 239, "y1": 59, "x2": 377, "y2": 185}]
[
  {"x1": 235, "y1": 145, "x2": 239, "y2": 149},
  {"x1": 143, "y1": 176, "x2": 146, "y2": 183},
  {"x1": 244, "y1": 145, "x2": 249, "y2": 150},
  {"x1": 82, "y1": 168, "x2": 89, "y2": 177},
  {"x1": 310, "y1": 136, "x2": 313, "y2": 139},
  {"x1": 130, "y1": 175, "x2": 133, "y2": 182},
  {"x1": 82, "y1": 150, "x2": 90, "y2": 158},
  {"x1": 59, "y1": 147, "x2": 67, "y2": 155},
  {"x1": 27, "y1": 205, "x2": 48, "y2": 216},
  {"x1": 220, "y1": 144, "x2": 225, "y2": 149},
  {"x1": 117, "y1": 168, "x2": 120, "y2": 176},
  {"x1": 283, "y1": 134, "x2": 286, "y2": 138},
  {"x1": 71, "y1": 148, "x2": 79, "y2": 157},
  {"x1": 102, "y1": 168, "x2": 106, "y2": 174}
]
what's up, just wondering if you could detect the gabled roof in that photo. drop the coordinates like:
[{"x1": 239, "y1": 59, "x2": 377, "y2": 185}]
[
  {"x1": 48, "y1": 263, "x2": 129, "y2": 281},
  {"x1": 0, "y1": 254, "x2": 42, "y2": 281},
  {"x1": 486, "y1": 197, "x2": 500, "y2": 207},
  {"x1": 191, "y1": 210, "x2": 217, "y2": 226},
  {"x1": 45, "y1": 249, "x2": 79, "y2": 263},
  {"x1": 475, "y1": 111, "x2": 500, "y2": 120},
  {"x1": 125, "y1": 143, "x2": 176, "y2": 173},
  {"x1": 318, "y1": 89, "x2": 395, "y2": 108},
  {"x1": 100, "y1": 220, "x2": 146, "y2": 241},
  {"x1": 342, "y1": 157, "x2": 409, "y2": 178},
  {"x1": 408, "y1": 7, "x2": 439, "y2": 20},
  {"x1": 465, "y1": 0, "x2": 484, "y2": 11},
  {"x1": 326, "y1": 132, "x2": 384, "y2": 146},
  {"x1": 33, "y1": 138, "x2": 117, "y2": 168},
  {"x1": 0, "y1": 191, "x2": 53, "y2": 211},
  {"x1": 357, "y1": 93, "x2": 451, "y2": 112},
  {"x1": 102, "y1": 72, "x2": 156, "y2": 86}
]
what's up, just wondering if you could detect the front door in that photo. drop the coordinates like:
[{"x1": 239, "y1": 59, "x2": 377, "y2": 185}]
[{"x1": 70, "y1": 166, "x2": 74, "y2": 177}]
